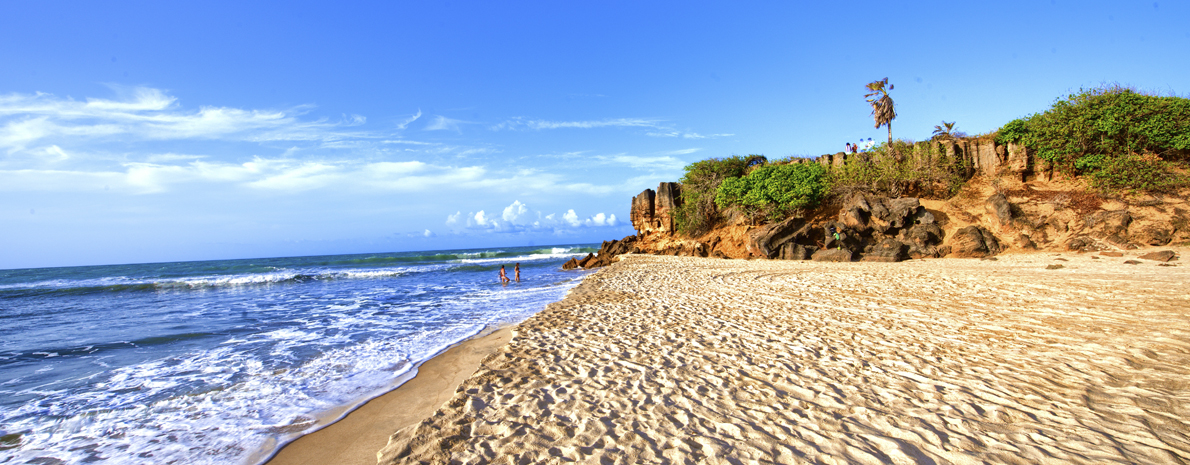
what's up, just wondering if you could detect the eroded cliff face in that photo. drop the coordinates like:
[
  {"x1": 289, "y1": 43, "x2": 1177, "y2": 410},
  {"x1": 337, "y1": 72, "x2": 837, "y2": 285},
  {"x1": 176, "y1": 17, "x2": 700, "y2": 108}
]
[
  {"x1": 573, "y1": 147, "x2": 1189, "y2": 269},
  {"x1": 631, "y1": 182, "x2": 681, "y2": 234}
]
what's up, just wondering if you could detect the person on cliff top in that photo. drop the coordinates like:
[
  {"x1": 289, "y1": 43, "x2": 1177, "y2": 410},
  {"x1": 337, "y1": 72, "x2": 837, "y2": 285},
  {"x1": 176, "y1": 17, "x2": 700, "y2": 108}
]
[
  {"x1": 851, "y1": 143, "x2": 858, "y2": 154},
  {"x1": 499, "y1": 265, "x2": 509, "y2": 284},
  {"x1": 514, "y1": 263, "x2": 521, "y2": 282},
  {"x1": 845, "y1": 142, "x2": 852, "y2": 153},
  {"x1": 865, "y1": 138, "x2": 875, "y2": 151}
]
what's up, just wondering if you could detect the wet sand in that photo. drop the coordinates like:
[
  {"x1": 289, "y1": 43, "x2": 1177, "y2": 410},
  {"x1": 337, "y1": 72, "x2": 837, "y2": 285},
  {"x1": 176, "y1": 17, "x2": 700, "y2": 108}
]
[
  {"x1": 265, "y1": 327, "x2": 513, "y2": 465},
  {"x1": 378, "y1": 251, "x2": 1190, "y2": 464}
]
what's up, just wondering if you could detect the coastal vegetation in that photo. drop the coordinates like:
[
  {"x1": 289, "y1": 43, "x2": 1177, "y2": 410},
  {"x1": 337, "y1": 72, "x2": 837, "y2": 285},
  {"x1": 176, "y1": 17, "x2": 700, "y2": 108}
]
[
  {"x1": 714, "y1": 162, "x2": 828, "y2": 223},
  {"x1": 672, "y1": 155, "x2": 766, "y2": 235},
  {"x1": 669, "y1": 84, "x2": 1189, "y2": 237},
  {"x1": 996, "y1": 85, "x2": 1190, "y2": 193}
]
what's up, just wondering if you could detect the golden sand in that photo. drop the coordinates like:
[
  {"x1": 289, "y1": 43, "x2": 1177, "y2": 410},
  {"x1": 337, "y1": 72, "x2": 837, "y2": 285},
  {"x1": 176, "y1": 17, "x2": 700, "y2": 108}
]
[{"x1": 379, "y1": 251, "x2": 1189, "y2": 464}]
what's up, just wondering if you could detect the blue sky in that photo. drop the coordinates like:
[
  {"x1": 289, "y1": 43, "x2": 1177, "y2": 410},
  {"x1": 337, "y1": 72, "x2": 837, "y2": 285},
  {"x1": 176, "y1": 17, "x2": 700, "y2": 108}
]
[{"x1": 2, "y1": 1, "x2": 1187, "y2": 269}]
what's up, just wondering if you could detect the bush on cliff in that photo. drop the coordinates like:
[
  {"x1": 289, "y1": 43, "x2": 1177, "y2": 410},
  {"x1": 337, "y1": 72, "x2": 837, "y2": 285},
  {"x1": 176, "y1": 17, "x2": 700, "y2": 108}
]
[
  {"x1": 996, "y1": 85, "x2": 1190, "y2": 192},
  {"x1": 715, "y1": 163, "x2": 828, "y2": 222},
  {"x1": 827, "y1": 139, "x2": 970, "y2": 199},
  {"x1": 673, "y1": 155, "x2": 766, "y2": 236}
]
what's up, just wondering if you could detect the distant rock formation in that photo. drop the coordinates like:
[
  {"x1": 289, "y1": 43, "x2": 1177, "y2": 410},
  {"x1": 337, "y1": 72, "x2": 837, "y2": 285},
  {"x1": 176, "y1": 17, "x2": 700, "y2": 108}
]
[
  {"x1": 573, "y1": 135, "x2": 1190, "y2": 271},
  {"x1": 631, "y1": 182, "x2": 681, "y2": 235}
]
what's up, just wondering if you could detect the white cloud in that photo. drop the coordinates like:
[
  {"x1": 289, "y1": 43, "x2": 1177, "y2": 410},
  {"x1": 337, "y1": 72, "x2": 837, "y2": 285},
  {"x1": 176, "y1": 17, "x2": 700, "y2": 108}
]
[
  {"x1": 494, "y1": 117, "x2": 665, "y2": 131},
  {"x1": 502, "y1": 200, "x2": 530, "y2": 223},
  {"x1": 599, "y1": 154, "x2": 686, "y2": 171},
  {"x1": 423, "y1": 229, "x2": 434, "y2": 237},
  {"x1": 646, "y1": 130, "x2": 733, "y2": 139},
  {"x1": 0, "y1": 87, "x2": 406, "y2": 157},
  {"x1": 473, "y1": 210, "x2": 491, "y2": 226},
  {"x1": 682, "y1": 132, "x2": 734, "y2": 139},
  {"x1": 442, "y1": 202, "x2": 622, "y2": 235},
  {"x1": 396, "y1": 109, "x2": 422, "y2": 130},
  {"x1": 562, "y1": 209, "x2": 581, "y2": 227},
  {"x1": 424, "y1": 115, "x2": 467, "y2": 132}
]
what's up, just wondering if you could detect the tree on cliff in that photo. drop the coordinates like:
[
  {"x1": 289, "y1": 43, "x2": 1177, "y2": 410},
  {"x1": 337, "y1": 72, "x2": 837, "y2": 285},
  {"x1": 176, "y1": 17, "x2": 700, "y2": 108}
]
[{"x1": 865, "y1": 78, "x2": 896, "y2": 146}]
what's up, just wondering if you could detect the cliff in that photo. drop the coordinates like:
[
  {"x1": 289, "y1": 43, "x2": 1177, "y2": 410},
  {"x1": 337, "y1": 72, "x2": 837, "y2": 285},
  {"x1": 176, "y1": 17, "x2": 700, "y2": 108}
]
[{"x1": 569, "y1": 137, "x2": 1188, "y2": 269}]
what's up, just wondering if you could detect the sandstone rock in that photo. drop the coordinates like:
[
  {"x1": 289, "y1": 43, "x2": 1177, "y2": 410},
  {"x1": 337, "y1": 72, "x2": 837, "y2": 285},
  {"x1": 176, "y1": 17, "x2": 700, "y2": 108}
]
[
  {"x1": 576, "y1": 253, "x2": 596, "y2": 268},
  {"x1": 779, "y1": 243, "x2": 814, "y2": 260},
  {"x1": 862, "y1": 240, "x2": 908, "y2": 262},
  {"x1": 561, "y1": 257, "x2": 581, "y2": 270},
  {"x1": 1086, "y1": 210, "x2": 1131, "y2": 238},
  {"x1": 629, "y1": 189, "x2": 656, "y2": 234},
  {"x1": 985, "y1": 193, "x2": 1013, "y2": 226},
  {"x1": 654, "y1": 182, "x2": 682, "y2": 232},
  {"x1": 1046, "y1": 264, "x2": 1064, "y2": 270},
  {"x1": 949, "y1": 226, "x2": 1002, "y2": 258},
  {"x1": 1133, "y1": 226, "x2": 1173, "y2": 246},
  {"x1": 811, "y1": 248, "x2": 853, "y2": 262},
  {"x1": 1124, "y1": 260, "x2": 1141, "y2": 265},
  {"x1": 1138, "y1": 250, "x2": 1177, "y2": 262},
  {"x1": 747, "y1": 217, "x2": 811, "y2": 258},
  {"x1": 1100, "y1": 251, "x2": 1124, "y2": 257}
]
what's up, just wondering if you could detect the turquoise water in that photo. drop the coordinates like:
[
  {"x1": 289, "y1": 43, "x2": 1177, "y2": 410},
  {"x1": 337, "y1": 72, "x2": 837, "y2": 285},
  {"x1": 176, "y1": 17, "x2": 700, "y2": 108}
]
[{"x1": 0, "y1": 245, "x2": 595, "y2": 464}]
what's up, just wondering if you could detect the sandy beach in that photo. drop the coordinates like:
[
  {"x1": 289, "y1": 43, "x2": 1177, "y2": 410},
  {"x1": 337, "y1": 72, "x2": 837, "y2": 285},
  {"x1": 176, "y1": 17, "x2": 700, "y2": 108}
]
[{"x1": 376, "y1": 250, "x2": 1189, "y2": 464}]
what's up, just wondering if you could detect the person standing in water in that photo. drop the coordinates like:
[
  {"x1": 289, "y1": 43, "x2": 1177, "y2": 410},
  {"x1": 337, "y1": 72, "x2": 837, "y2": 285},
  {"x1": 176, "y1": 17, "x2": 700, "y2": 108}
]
[
  {"x1": 499, "y1": 265, "x2": 509, "y2": 284},
  {"x1": 514, "y1": 263, "x2": 521, "y2": 282}
]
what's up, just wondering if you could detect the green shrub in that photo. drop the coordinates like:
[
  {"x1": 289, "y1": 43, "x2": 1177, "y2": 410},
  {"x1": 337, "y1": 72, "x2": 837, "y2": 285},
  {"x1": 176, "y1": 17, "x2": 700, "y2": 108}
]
[
  {"x1": 997, "y1": 85, "x2": 1190, "y2": 185},
  {"x1": 672, "y1": 155, "x2": 766, "y2": 235},
  {"x1": 715, "y1": 163, "x2": 828, "y2": 222},
  {"x1": 1088, "y1": 154, "x2": 1187, "y2": 193},
  {"x1": 827, "y1": 140, "x2": 970, "y2": 199}
]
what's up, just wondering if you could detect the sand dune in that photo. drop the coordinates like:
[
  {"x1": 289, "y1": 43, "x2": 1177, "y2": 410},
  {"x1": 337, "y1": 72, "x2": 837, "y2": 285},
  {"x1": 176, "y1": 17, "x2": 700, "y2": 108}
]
[{"x1": 379, "y1": 251, "x2": 1190, "y2": 464}]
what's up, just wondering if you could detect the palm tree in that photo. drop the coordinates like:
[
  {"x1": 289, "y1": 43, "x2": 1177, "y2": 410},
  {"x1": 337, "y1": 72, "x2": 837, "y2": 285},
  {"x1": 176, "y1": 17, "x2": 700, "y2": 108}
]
[
  {"x1": 932, "y1": 121, "x2": 956, "y2": 140},
  {"x1": 864, "y1": 78, "x2": 896, "y2": 146}
]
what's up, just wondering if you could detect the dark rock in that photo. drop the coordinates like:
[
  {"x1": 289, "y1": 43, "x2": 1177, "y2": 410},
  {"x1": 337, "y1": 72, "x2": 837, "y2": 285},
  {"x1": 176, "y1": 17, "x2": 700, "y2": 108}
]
[
  {"x1": 1046, "y1": 264, "x2": 1065, "y2": 270},
  {"x1": 576, "y1": 253, "x2": 596, "y2": 268},
  {"x1": 985, "y1": 193, "x2": 1013, "y2": 226},
  {"x1": 862, "y1": 239, "x2": 908, "y2": 262},
  {"x1": 747, "y1": 217, "x2": 811, "y2": 258},
  {"x1": 1086, "y1": 210, "x2": 1132, "y2": 237},
  {"x1": 1134, "y1": 226, "x2": 1173, "y2": 246},
  {"x1": 779, "y1": 243, "x2": 813, "y2": 260},
  {"x1": 1124, "y1": 260, "x2": 1141, "y2": 265},
  {"x1": 886, "y1": 198, "x2": 922, "y2": 230},
  {"x1": 1065, "y1": 236, "x2": 1105, "y2": 252},
  {"x1": 561, "y1": 257, "x2": 581, "y2": 270},
  {"x1": 811, "y1": 248, "x2": 853, "y2": 262},
  {"x1": 949, "y1": 226, "x2": 1002, "y2": 258},
  {"x1": 1138, "y1": 250, "x2": 1177, "y2": 262}
]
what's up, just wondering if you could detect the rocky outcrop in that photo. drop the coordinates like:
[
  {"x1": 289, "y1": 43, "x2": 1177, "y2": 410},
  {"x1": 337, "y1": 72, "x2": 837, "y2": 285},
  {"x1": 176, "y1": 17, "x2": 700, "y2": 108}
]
[
  {"x1": 812, "y1": 248, "x2": 853, "y2": 262},
  {"x1": 746, "y1": 217, "x2": 812, "y2": 258},
  {"x1": 562, "y1": 236, "x2": 641, "y2": 270},
  {"x1": 631, "y1": 182, "x2": 682, "y2": 235},
  {"x1": 1138, "y1": 250, "x2": 1178, "y2": 262},
  {"x1": 799, "y1": 137, "x2": 1051, "y2": 182},
  {"x1": 949, "y1": 226, "x2": 1002, "y2": 258},
  {"x1": 655, "y1": 182, "x2": 682, "y2": 232},
  {"x1": 629, "y1": 189, "x2": 655, "y2": 233}
]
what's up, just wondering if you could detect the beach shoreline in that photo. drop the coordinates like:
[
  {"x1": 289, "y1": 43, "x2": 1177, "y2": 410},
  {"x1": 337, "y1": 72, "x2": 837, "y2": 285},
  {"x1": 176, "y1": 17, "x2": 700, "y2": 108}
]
[
  {"x1": 262, "y1": 325, "x2": 515, "y2": 465},
  {"x1": 376, "y1": 250, "x2": 1190, "y2": 464}
]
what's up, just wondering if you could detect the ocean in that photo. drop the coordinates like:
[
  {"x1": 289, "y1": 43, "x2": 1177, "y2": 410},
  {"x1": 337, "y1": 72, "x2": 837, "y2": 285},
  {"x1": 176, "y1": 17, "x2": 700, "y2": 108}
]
[{"x1": 0, "y1": 245, "x2": 596, "y2": 464}]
